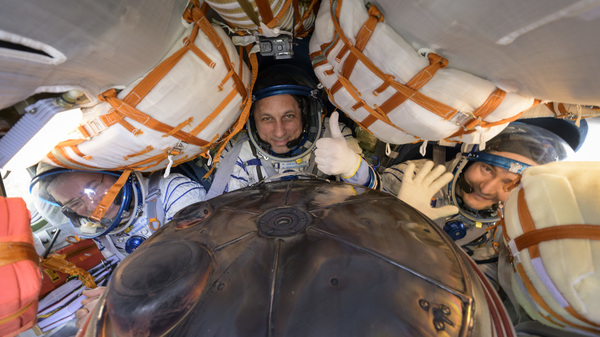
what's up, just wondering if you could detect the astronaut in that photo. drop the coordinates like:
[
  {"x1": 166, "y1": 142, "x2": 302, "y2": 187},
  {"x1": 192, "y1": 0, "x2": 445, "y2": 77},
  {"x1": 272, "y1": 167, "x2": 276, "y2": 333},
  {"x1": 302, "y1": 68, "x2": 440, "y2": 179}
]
[
  {"x1": 29, "y1": 164, "x2": 207, "y2": 259},
  {"x1": 206, "y1": 64, "x2": 379, "y2": 198},
  {"x1": 30, "y1": 164, "x2": 207, "y2": 330},
  {"x1": 381, "y1": 123, "x2": 573, "y2": 284}
]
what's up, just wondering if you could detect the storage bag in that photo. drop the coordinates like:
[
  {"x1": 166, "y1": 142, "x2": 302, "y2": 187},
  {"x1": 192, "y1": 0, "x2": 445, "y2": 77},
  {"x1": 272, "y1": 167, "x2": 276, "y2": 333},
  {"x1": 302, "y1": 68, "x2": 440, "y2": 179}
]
[
  {"x1": 309, "y1": 0, "x2": 537, "y2": 146},
  {"x1": 46, "y1": 2, "x2": 251, "y2": 172},
  {"x1": 501, "y1": 161, "x2": 600, "y2": 335}
]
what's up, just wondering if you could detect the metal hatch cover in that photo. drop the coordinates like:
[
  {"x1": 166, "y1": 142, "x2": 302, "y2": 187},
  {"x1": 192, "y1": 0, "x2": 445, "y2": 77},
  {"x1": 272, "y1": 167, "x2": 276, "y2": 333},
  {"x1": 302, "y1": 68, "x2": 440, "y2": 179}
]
[{"x1": 80, "y1": 179, "x2": 512, "y2": 337}]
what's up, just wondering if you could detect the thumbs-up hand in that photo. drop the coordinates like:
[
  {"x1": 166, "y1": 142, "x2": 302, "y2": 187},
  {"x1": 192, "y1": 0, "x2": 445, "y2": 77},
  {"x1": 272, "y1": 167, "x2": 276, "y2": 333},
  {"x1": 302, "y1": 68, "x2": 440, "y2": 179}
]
[{"x1": 315, "y1": 111, "x2": 362, "y2": 178}]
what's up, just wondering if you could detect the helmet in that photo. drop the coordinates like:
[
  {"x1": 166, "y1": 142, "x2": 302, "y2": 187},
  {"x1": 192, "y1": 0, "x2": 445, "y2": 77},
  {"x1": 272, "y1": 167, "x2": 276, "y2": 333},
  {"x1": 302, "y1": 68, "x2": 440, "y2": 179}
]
[
  {"x1": 247, "y1": 64, "x2": 324, "y2": 164},
  {"x1": 29, "y1": 163, "x2": 143, "y2": 238},
  {"x1": 445, "y1": 122, "x2": 574, "y2": 226}
]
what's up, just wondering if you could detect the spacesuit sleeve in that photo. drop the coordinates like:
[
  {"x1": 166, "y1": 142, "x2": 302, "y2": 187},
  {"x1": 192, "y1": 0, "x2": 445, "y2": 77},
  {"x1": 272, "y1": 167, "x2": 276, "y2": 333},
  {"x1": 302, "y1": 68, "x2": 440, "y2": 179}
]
[
  {"x1": 341, "y1": 158, "x2": 380, "y2": 189},
  {"x1": 159, "y1": 173, "x2": 207, "y2": 221},
  {"x1": 334, "y1": 121, "x2": 380, "y2": 189}
]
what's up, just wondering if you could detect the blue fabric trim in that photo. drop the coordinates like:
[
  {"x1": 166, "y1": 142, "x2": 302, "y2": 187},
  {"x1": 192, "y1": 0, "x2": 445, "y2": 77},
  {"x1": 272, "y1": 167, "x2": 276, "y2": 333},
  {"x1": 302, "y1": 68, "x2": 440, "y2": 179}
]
[
  {"x1": 163, "y1": 179, "x2": 199, "y2": 213},
  {"x1": 466, "y1": 152, "x2": 530, "y2": 174},
  {"x1": 253, "y1": 84, "x2": 315, "y2": 101},
  {"x1": 164, "y1": 186, "x2": 203, "y2": 214},
  {"x1": 246, "y1": 158, "x2": 262, "y2": 167}
]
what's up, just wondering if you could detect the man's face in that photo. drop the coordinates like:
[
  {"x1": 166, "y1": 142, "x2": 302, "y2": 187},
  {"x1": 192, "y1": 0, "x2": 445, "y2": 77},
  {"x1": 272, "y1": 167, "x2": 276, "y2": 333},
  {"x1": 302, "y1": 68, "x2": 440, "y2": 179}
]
[
  {"x1": 48, "y1": 172, "x2": 120, "y2": 219},
  {"x1": 253, "y1": 94, "x2": 303, "y2": 154},
  {"x1": 457, "y1": 151, "x2": 537, "y2": 210}
]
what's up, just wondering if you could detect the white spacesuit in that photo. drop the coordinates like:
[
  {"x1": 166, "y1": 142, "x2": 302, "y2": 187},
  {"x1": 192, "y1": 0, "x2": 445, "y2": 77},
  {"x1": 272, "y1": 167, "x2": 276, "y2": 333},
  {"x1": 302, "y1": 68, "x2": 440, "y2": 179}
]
[
  {"x1": 30, "y1": 165, "x2": 206, "y2": 259},
  {"x1": 207, "y1": 64, "x2": 379, "y2": 198},
  {"x1": 381, "y1": 123, "x2": 573, "y2": 285}
]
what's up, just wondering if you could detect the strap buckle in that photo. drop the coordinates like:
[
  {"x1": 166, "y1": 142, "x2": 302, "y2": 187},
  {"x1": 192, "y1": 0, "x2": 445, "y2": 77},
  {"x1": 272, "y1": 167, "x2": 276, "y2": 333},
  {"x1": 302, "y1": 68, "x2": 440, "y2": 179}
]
[
  {"x1": 448, "y1": 110, "x2": 476, "y2": 129},
  {"x1": 81, "y1": 116, "x2": 108, "y2": 138}
]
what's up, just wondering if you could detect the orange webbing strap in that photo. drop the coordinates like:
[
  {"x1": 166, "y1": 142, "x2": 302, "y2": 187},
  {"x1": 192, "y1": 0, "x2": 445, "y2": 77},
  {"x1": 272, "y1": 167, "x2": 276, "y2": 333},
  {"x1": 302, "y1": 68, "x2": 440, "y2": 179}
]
[
  {"x1": 204, "y1": 49, "x2": 258, "y2": 178},
  {"x1": 513, "y1": 188, "x2": 600, "y2": 332},
  {"x1": 0, "y1": 242, "x2": 39, "y2": 268},
  {"x1": 41, "y1": 254, "x2": 97, "y2": 289},
  {"x1": 361, "y1": 53, "x2": 449, "y2": 128},
  {"x1": 449, "y1": 98, "x2": 539, "y2": 140},
  {"x1": 189, "y1": 2, "x2": 247, "y2": 98},
  {"x1": 339, "y1": 4, "x2": 384, "y2": 79},
  {"x1": 293, "y1": 0, "x2": 318, "y2": 38},
  {"x1": 123, "y1": 146, "x2": 154, "y2": 161},
  {"x1": 190, "y1": 89, "x2": 241, "y2": 136},
  {"x1": 46, "y1": 149, "x2": 98, "y2": 170},
  {"x1": 327, "y1": 1, "x2": 458, "y2": 122},
  {"x1": 118, "y1": 151, "x2": 176, "y2": 172},
  {"x1": 98, "y1": 90, "x2": 208, "y2": 147},
  {"x1": 255, "y1": 0, "x2": 274, "y2": 24},
  {"x1": 514, "y1": 224, "x2": 600, "y2": 251},
  {"x1": 96, "y1": 18, "x2": 215, "y2": 142},
  {"x1": 0, "y1": 301, "x2": 35, "y2": 325},
  {"x1": 90, "y1": 170, "x2": 132, "y2": 222},
  {"x1": 264, "y1": 0, "x2": 293, "y2": 30}
]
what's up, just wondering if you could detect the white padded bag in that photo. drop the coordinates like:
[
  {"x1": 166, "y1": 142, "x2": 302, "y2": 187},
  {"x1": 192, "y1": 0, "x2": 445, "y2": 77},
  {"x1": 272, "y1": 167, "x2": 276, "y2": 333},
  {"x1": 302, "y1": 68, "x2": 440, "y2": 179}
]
[
  {"x1": 309, "y1": 0, "x2": 536, "y2": 145},
  {"x1": 46, "y1": 3, "x2": 251, "y2": 172},
  {"x1": 501, "y1": 161, "x2": 600, "y2": 335}
]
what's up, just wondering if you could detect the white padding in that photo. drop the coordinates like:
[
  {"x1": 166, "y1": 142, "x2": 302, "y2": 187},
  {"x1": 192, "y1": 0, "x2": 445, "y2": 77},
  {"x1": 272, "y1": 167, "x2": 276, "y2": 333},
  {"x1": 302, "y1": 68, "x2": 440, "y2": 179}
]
[
  {"x1": 503, "y1": 161, "x2": 600, "y2": 332},
  {"x1": 309, "y1": 0, "x2": 535, "y2": 145},
  {"x1": 47, "y1": 24, "x2": 250, "y2": 172}
]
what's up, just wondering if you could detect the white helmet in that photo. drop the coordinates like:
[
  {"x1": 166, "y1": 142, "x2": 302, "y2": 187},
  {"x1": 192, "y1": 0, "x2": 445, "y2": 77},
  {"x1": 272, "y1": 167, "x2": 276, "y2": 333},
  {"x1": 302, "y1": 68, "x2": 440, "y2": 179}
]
[
  {"x1": 247, "y1": 64, "x2": 324, "y2": 165},
  {"x1": 445, "y1": 122, "x2": 574, "y2": 226},
  {"x1": 29, "y1": 164, "x2": 143, "y2": 238}
]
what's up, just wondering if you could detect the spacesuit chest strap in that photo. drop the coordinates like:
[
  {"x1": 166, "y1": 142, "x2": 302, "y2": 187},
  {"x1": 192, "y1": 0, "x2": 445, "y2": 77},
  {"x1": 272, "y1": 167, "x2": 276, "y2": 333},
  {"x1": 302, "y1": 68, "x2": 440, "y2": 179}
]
[
  {"x1": 206, "y1": 135, "x2": 249, "y2": 199},
  {"x1": 145, "y1": 172, "x2": 164, "y2": 230}
]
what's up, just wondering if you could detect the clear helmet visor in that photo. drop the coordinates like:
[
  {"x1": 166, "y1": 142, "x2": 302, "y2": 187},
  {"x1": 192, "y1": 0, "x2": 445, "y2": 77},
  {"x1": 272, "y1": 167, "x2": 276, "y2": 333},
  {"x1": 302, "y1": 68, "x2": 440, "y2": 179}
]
[
  {"x1": 445, "y1": 122, "x2": 574, "y2": 223},
  {"x1": 248, "y1": 84, "x2": 323, "y2": 163},
  {"x1": 30, "y1": 170, "x2": 137, "y2": 238}
]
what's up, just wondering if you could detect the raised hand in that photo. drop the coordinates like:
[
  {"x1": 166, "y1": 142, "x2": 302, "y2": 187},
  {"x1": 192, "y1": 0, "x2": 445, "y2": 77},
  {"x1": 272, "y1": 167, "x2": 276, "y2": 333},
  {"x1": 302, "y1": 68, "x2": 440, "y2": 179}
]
[{"x1": 314, "y1": 111, "x2": 361, "y2": 178}]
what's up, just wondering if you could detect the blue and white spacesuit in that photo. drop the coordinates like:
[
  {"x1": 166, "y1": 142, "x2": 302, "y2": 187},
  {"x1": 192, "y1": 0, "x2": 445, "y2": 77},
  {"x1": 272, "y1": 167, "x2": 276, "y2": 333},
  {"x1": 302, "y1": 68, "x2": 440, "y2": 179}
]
[
  {"x1": 381, "y1": 123, "x2": 573, "y2": 285},
  {"x1": 207, "y1": 64, "x2": 379, "y2": 198},
  {"x1": 30, "y1": 165, "x2": 206, "y2": 259}
]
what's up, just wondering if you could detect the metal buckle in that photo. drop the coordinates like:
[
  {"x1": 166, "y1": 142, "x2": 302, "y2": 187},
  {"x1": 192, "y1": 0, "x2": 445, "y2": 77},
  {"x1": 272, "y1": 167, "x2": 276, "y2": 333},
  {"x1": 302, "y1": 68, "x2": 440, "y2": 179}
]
[
  {"x1": 84, "y1": 116, "x2": 107, "y2": 137},
  {"x1": 448, "y1": 110, "x2": 475, "y2": 128}
]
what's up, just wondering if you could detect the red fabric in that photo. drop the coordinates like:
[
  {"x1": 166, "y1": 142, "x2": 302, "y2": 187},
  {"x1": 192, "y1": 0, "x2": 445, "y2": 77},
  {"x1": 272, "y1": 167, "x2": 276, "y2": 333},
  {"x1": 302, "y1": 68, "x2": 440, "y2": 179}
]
[
  {"x1": 39, "y1": 239, "x2": 104, "y2": 298},
  {"x1": 0, "y1": 197, "x2": 41, "y2": 337}
]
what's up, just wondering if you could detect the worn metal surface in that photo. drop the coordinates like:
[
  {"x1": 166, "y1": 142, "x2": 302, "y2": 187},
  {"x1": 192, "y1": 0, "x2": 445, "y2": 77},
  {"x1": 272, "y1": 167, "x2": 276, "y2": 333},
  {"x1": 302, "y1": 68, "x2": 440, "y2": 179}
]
[{"x1": 81, "y1": 179, "x2": 512, "y2": 336}]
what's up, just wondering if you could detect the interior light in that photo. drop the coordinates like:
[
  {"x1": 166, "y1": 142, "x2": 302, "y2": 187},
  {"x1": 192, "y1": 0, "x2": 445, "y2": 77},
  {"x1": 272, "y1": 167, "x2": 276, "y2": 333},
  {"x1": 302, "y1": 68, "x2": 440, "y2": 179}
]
[{"x1": 0, "y1": 104, "x2": 82, "y2": 171}]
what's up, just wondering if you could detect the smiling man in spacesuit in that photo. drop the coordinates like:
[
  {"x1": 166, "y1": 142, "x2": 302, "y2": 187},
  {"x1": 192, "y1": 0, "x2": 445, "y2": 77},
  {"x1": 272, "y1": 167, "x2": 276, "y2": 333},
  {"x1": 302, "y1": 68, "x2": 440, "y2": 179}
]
[
  {"x1": 206, "y1": 63, "x2": 379, "y2": 198},
  {"x1": 381, "y1": 123, "x2": 573, "y2": 285}
]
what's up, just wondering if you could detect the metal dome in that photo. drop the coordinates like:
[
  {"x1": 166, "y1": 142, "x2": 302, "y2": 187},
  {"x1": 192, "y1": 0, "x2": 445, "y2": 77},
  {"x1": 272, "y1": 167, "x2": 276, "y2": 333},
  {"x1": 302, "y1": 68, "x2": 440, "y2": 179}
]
[{"x1": 79, "y1": 179, "x2": 514, "y2": 337}]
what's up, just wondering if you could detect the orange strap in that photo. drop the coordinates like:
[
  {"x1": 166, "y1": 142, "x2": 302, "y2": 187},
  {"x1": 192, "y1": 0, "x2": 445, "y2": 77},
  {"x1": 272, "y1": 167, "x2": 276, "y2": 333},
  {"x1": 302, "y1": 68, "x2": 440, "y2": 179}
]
[
  {"x1": 362, "y1": 53, "x2": 449, "y2": 128},
  {"x1": 325, "y1": 0, "x2": 528, "y2": 137},
  {"x1": 98, "y1": 89, "x2": 209, "y2": 147},
  {"x1": 264, "y1": 0, "x2": 293, "y2": 29},
  {"x1": 255, "y1": 0, "x2": 274, "y2": 24},
  {"x1": 339, "y1": 4, "x2": 384, "y2": 79},
  {"x1": 205, "y1": 48, "x2": 258, "y2": 178},
  {"x1": 294, "y1": 0, "x2": 319, "y2": 37},
  {"x1": 90, "y1": 170, "x2": 132, "y2": 222},
  {"x1": 514, "y1": 224, "x2": 600, "y2": 252},
  {"x1": 0, "y1": 301, "x2": 35, "y2": 325},
  {"x1": 327, "y1": 1, "x2": 458, "y2": 122},
  {"x1": 0, "y1": 242, "x2": 39, "y2": 268}
]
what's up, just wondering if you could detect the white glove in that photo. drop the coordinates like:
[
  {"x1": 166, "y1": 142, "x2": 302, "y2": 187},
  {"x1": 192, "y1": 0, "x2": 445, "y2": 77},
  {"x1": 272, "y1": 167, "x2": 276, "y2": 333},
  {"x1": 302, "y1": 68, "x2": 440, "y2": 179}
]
[
  {"x1": 315, "y1": 111, "x2": 361, "y2": 178},
  {"x1": 397, "y1": 161, "x2": 459, "y2": 220}
]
